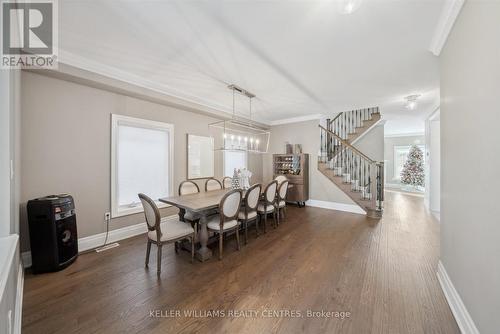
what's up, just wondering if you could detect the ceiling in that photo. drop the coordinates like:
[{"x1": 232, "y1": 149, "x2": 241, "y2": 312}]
[{"x1": 58, "y1": 0, "x2": 444, "y2": 134}]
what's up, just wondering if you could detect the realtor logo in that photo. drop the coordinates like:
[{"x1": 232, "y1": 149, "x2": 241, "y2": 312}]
[{"x1": 1, "y1": 0, "x2": 58, "y2": 68}]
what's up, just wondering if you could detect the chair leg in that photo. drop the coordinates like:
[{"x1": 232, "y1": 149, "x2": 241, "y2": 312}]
[
  {"x1": 264, "y1": 213, "x2": 268, "y2": 233},
  {"x1": 219, "y1": 232, "x2": 223, "y2": 260},
  {"x1": 255, "y1": 215, "x2": 260, "y2": 236},
  {"x1": 157, "y1": 244, "x2": 162, "y2": 274},
  {"x1": 190, "y1": 236, "x2": 194, "y2": 263},
  {"x1": 174, "y1": 241, "x2": 179, "y2": 254},
  {"x1": 283, "y1": 206, "x2": 286, "y2": 220},
  {"x1": 244, "y1": 220, "x2": 248, "y2": 245},
  {"x1": 145, "y1": 239, "x2": 151, "y2": 267},
  {"x1": 235, "y1": 225, "x2": 241, "y2": 251}
]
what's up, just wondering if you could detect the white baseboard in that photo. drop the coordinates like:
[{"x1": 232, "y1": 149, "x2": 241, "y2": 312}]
[
  {"x1": 437, "y1": 261, "x2": 479, "y2": 334},
  {"x1": 22, "y1": 215, "x2": 178, "y2": 268},
  {"x1": 305, "y1": 199, "x2": 366, "y2": 215}
]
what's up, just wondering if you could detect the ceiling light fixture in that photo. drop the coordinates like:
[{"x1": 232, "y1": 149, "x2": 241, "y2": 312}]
[
  {"x1": 405, "y1": 94, "x2": 421, "y2": 110},
  {"x1": 338, "y1": 0, "x2": 363, "y2": 15},
  {"x1": 208, "y1": 84, "x2": 270, "y2": 154}
]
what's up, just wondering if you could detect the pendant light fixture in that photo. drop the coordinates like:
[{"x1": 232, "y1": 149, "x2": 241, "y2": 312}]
[{"x1": 208, "y1": 84, "x2": 270, "y2": 154}]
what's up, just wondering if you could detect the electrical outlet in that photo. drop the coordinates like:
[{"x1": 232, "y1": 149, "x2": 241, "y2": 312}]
[{"x1": 104, "y1": 212, "x2": 111, "y2": 223}]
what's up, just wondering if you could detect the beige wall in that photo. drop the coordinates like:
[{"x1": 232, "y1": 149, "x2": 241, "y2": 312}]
[
  {"x1": 384, "y1": 135, "x2": 424, "y2": 187},
  {"x1": 263, "y1": 120, "x2": 384, "y2": 205},
  {"x1": 440, "y1": 1, "x2": 500, "y2": 333},
  {"x1": 20, "y1": 71, "x2": 262, "y2": 251}
]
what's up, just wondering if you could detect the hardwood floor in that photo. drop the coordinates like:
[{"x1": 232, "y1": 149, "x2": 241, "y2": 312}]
[{"x1": 22, "y1": 191, "x2": 459, "y2": 334}]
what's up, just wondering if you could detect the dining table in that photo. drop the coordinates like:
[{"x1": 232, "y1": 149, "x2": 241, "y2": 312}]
[{"x1": 159, "y1": 188, "x2": 239, "y2": 262}]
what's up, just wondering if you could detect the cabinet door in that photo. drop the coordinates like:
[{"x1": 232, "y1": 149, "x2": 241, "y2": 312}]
[{"x1": 287, "y1": 184, "x2": 304, "y2": 202}]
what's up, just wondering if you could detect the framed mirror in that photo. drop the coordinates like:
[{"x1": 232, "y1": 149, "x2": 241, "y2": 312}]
[{"x1": 187, "y1": 134, "x2": 214, "y2": 179}]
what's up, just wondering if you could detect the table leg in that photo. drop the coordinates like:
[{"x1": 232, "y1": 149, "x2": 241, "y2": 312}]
[{"x1": 196, "y1": 214, "x2": 212, "y2": 262}]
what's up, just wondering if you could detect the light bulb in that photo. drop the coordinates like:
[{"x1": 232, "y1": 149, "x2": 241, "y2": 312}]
[
  {"x1": 250, "y1": 138, "x2": 254, "y2": 143},
  {"x1": 256, "y1": 139, "x2": 260, "y2": 144},
  {"x1": 338, "y1": 0, "x2": 362, "y2": 15},
  {"x1": 230, "y1": 135, "x2": 235, "y2": 140},
  {"x1": 223, "y1": 133, "x2": 227, "y2": 139},
  {"x1": 244, "y1": 137, "x2": 248, "y2": 142}
]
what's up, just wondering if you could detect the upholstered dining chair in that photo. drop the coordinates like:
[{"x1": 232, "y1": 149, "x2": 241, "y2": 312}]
[
  {"x1": 206, "y1": 189, "x2": 243, "y2": 260},
  {"x1": 238, "y1": 183, "x2": 261, "y2": 244},
  {"x1": 178, "y1": 180, "x2": 201, "y2": 226},
  {"x1": 257, "y1": 180, "x2": 278, "y2": 232},
  {"x1": 205, "y1": 178, "x2": 223, "y2": 191},
  {"x1": 277, "y1": 180, "x2": 289, "y2": 222},
  {"x1": 274, "y1": 175, "x2": 288, "y2": 185},
  {"x1": 138, "y1": 193, "x2": 195, "y2": 273},
  {"x1": 222, "y1": 176, "x2": 233, "y2": 189}
]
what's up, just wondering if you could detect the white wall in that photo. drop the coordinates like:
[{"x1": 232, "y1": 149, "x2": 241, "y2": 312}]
[
  {"x1": 429, "y1": 119, "x2": 440, "y2": 212},
  {"x1": 440, "y1": 1, "x2": 500, "y2": 332}
]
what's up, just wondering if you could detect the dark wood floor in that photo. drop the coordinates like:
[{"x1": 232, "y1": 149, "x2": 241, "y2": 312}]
[{"x1": 22, "y1": 191, "x2": 459, "y2": 334}]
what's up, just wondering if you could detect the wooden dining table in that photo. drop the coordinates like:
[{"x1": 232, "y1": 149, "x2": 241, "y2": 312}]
[{"x1": 159, "y1": 188, "x2": 238, "y2": 262}]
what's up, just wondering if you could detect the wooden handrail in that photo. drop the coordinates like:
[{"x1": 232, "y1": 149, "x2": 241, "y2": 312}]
[{"x1": 319, "y1": 124, "x2": 378, "y2": 164}]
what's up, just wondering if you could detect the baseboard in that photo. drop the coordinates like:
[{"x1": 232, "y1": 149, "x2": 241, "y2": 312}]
[
  {"x1": 14, "y1": 263, "x2": 24, "y2": 334},
  {"x1": 22, "y1": 214, "x2": 178, "y2": 268},
  {"x1": 437, "y1": 261, "x2": 480, "y2": 334},
  {"x1": 305, "y1": 199, "x2": 366, "y2": 215}
]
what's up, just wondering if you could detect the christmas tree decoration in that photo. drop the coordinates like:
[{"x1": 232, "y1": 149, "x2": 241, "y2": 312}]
[{"x1": 400, "y1": 145, "x2": 425, "y2": 188}]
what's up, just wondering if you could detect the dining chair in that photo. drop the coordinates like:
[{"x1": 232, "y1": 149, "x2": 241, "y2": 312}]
[
  {"x1": 206, "y1": 189, "x2": 243, "y2": 260},
  {"x1": 257, "y1": 180, "x2": 278, "y2": 232},
  {"x1": 238, "y1": 183, "x2": 261, "y2": 244},
  {"x1": 205, "y1": 178, "x2": 223, "y2": 191},
  {"x1": 222, "y1": 176, "x2": 233, "y2": 189},
  {"x1": 274, "y1": 175, "x2": 288, "y2": 184},
  {"x1": 178, "y1": 180, "x2": 201, "y2": 225},
  {"x1": 277, "y1": 180, "x2": 289, "y2": 222},
  {"x1": 138, "y1": 193, "x2": 196, "y2": 273}
]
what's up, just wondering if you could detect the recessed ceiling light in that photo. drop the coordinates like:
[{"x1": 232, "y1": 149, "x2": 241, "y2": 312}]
[
  {"x1": 405, "y1": 94, "x2": 421, "y2": 110},
  {"x1": 338, "y1": 0, "x2": 363, "y2": 15}
]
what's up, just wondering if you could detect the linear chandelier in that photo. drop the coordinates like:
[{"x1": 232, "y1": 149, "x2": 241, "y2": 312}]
[{"x1": 208, "y1": 84, "x2": 270, "y2": 154}]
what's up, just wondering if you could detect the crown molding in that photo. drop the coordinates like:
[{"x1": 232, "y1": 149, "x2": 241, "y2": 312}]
[
  {"x1": 269, "y1": 114, "x2": 324, "y2": 126},
  {"x1": 429, "y1": 0, "x2": 465, "y2": 56},
  {"x1": 384, "y1": 132, "x2": 425, "y2": 138}
]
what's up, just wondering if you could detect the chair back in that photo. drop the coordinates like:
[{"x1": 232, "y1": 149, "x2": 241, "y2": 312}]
[
  {"x1": 222, "y1": 177, "x2": 232, "y2": 189},
  {"x1": 245, "y1": 183, "x2": 261, "y2": 211},
  {"x1": 205, "y1": 178, "x2": 222, "y2": 191},
  {"x1": 219, "y1": 189, "x2": 242, "y2": 227},
  {"x1": 264, "y1": 180, "x2": 278, "y2": 204},
  {"x1": 138, "y1": 193, "x2": 161, "y2": 240},
  {"x1": 275, "y1": 175, "x2": 288, "y2": 184},
  {"x1": 178, "y1": 180, "x2": 200, "y2": 196},
  {"x1": 278, "y1": 180, "x2": 289, "y2": 201}
]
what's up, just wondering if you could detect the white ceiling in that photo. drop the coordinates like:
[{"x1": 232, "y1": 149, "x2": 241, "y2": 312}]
[{"x1": 58, "y1": 0, "x2": 444, "y2": 134}]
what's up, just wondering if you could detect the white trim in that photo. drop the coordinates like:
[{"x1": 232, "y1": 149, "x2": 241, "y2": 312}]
[
  {"x1": 305, "y1": 199, "x2": 366, "y2": 215},
  {"x1": 111, "y1": 114, "x2": 174, "y2": 218},
  {"x1": 21, "y1": 251, "x2": 31, "y2": 269},
  {"x1": 429, "y1": 0, "x2": 465, "y2": 56},
  {"x1": 269, "y1": 114, "x2": 323, "y2": 126},
  {"x1": 350, "y1": 118, "x2": 384, "y2": 145},
  {"x1": 384, "y1": 132, "x2": 425, "y2": 138},
  {"x1": 22, "y1": 215, "x2": 179, "y2": 268},
  {"x1": 437, "y1": 261, "x2": 480, "y2": 334},
  {"x1": 14, "y1": 263, "x2": 23, "y2": 334}
]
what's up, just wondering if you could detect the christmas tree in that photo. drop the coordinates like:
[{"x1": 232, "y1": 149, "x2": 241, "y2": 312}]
[{"x1": 400, "y1": 145, "x2": 425, "y2": 187}]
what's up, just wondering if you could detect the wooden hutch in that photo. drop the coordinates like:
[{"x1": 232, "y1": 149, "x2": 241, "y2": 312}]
[{"x1": 273, "y1": 154, "x2": 309, "y2": 207}]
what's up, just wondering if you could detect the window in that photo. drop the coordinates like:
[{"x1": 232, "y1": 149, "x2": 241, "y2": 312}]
[
  {"x1": 111, "y1": 115, "x2": 173, "y2": 217},
  {"x1": 224, "y1": 151, "x2": 247, "y2": 177},
  {"x1": 393, "y1": 145, "x2": 425, "y2": 180}
]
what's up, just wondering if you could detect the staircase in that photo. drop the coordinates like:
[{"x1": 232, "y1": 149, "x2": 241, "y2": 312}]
[{"x1": 318, "y1": 107, "x2": 384, "y2": 218}]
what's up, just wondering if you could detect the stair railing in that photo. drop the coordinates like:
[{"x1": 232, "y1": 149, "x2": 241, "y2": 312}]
[
  {"x1": 326, "y1": 107, "x2": 379, "y2": 141},
  {"x1": 319, "y1": 124, "x2": 384, "y2": 212}
]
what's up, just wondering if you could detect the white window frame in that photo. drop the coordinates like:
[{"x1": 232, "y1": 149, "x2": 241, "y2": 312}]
[
  {"x1": 223, "y1": 150, "x2": 248, "y2": 177},
  {"x1": 111, "y1": 114, "x2": 173, "y2": 218}
]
